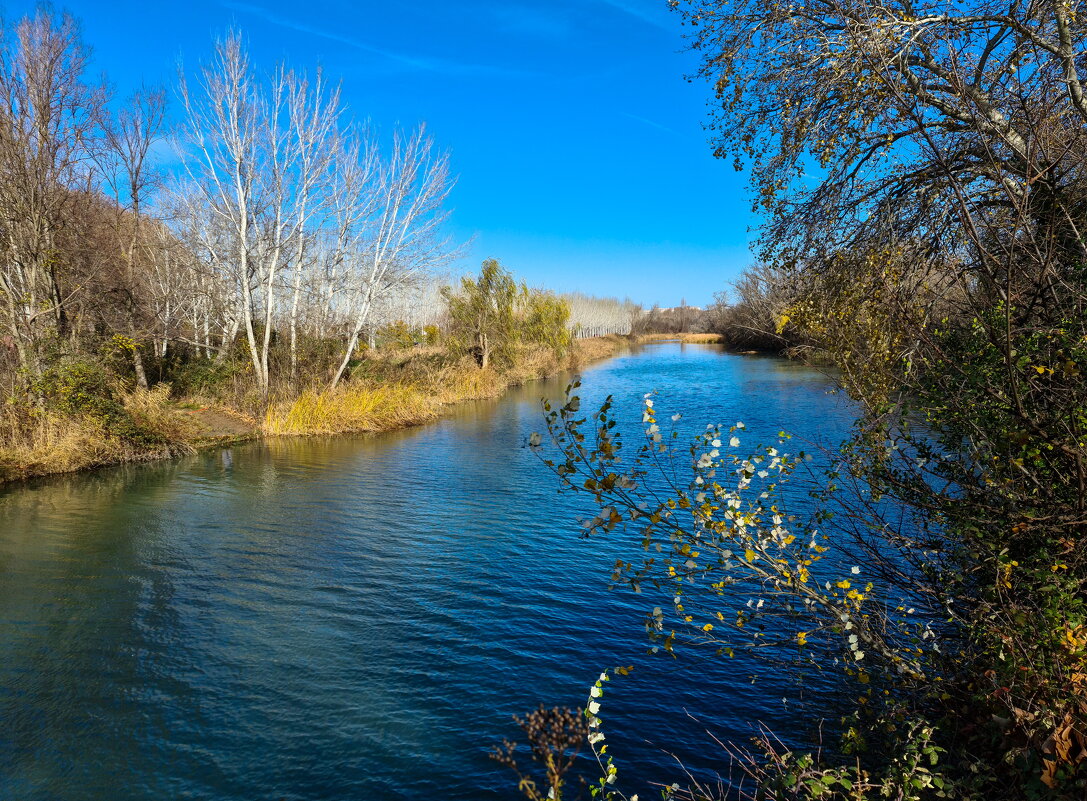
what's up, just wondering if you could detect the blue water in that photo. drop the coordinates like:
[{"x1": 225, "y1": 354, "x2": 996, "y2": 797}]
[{"x1": 0, "y1": 343, "x2": 856, "y2": 800}]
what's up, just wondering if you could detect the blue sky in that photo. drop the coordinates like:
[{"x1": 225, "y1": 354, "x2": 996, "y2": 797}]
[{"x1": 11, "y1": 0, "x2": 758, "y2": 307}]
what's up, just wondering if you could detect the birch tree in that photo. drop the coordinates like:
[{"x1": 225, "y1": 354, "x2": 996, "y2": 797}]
[
  {"x1": 178, "y1": 35, "x2": 342, "y2": 393},
  {"x1": 177, "y1": 32, "x2": 266, "y2": 389},
  {"x1": 329, "y1": 124, "x2": 453, "y2": 388},
  {"x1": 284, "y1": 69, "x2": 341, "y2": 384}
]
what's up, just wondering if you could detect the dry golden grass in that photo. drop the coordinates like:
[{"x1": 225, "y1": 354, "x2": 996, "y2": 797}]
[
  {"x1": 0, "y1": 412, "x2": 117, "y2": 481},
  {"x1": 262, "y1": 383, "x2": 437, "y2": 435},
  {"x1": 251, "y1": 339, "x2": 632, "y2": 438},
  {"x1": 570, "y1": 335, "x2": 626, "y2": 367},
  {"x1": 124, "y1": 384, "x2": 198, "y2": 441},
  {"x1": 428, "y1": 361, "x2": 505, "y2": 404},
  {"x1": 263, "y1": 340, "x2": 616, "y2": 438},
  {"x1": 637, "y1": 332, "x2": 724, "y2": 344},
  {"x1": 0, "y1": 388, "x2": 195, "y2": 483},
  {"x1": 502, "y1": 346, "x2": 561, "y2": 388}
]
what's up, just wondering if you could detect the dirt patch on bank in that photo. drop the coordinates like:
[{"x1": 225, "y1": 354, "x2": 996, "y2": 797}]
[{"x1": 178, "y1": 406, "x2": 259, "y2": 441}]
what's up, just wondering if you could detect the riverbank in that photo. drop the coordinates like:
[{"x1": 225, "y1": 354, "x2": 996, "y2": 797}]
[
  {"x1": 0, "y1": 336, "x2": 627, "y2": 486},
  {"x1": 638, "y1": 332, "x2": 795, "y2": 355},
  {"x1": 651, "y1": 329, "x2": 831, "y2": 363},
  {"x1": 636, "y1": 332, "x2": 724, "y2": 344}
]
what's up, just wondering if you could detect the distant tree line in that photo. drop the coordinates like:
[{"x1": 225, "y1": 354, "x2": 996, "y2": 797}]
[{"x1": 562, "y1": 293, "x2": 642, "y2": 337}]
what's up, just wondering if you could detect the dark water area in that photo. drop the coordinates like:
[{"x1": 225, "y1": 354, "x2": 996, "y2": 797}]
[{"x1": 0, "y1": 343, "x2": 857, "y2": 800}]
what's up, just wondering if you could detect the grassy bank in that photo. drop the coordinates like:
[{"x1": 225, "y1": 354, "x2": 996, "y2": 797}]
[
  {"x1": 0, "y1": 336, "x2": 626, "y2": 485},
  {"x1": 636, "y1": 332, "x2": 724, "y2": 344},
  {"x1": 264, "y1": 335, "x2": 622, "y2": 435}
]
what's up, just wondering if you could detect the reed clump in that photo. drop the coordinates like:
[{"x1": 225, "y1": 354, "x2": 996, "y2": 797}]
[
  {"x1": 263, "y1": 383, "x2": 437, "y2": 435},
  {"x1": 635, "y1": 332, "x2": 723, "y2": 344},
  {"x1": 501, "y1": 346, "x2": 561, "y2": 388},
  {"x1": 123, "y1": 384, "x2": 196, "y2": 442},
  {"x1": 0, "y1": 383, "x2": 195, "y2": 483},
  {"x1": 0, "y1": 407, "x2": 120, "y2": 481},
  {"x1": 428, "y1": 361, "x2": 506, "y2": 404}
]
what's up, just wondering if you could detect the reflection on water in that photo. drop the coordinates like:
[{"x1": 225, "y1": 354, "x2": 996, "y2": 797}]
[{"x1": 0, "y1": 343, "x2": 855, "y2": 801}]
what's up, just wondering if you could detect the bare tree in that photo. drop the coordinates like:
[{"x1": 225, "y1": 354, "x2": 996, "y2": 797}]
[
  {"x1": 0, "y1": 9, "x2": 104, "y2": 381},
  {"x1": 283, "y1": 68, "x2": 341, "y2": 385},
  {"x1": 177, "y1": 33, "x2": 355, "y2": 395},
  {"x1": 563, "y1": 292, "x2": 640, "y2": 337},
  {"x1": 177, "y1": 32, "x2": 266, "y2": 389},
  {"x1": 705, "y1": 264, "x2": 798, "y2": 352},
  {"x1": 166, "y1": 180, "x2": 241, "y2": 361},
  {"x1": 328, "y1": 125, "x2": 453, "y2": 389},
  {"x1": 98, "y1": 87, "x2": 167, "y2": 387}
]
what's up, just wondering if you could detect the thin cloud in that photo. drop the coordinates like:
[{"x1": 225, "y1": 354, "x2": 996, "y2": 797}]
[
  {"x1": 222, "y1": 1, "x2": 527, "y2": 76},
  {"x1": 597, "y1": 0, "x2": 675, "y2": 31},
  {"x1": 489, "y1": 5, "x2": 572, "y2": 39},
  {"x1": 621, "y1": 111, "x2": 682, "y2": 136}
]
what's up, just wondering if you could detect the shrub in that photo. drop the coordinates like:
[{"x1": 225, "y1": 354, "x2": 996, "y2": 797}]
[
  {"x1": 375, "y1": 320, "x2": 416, "y2": 350},
  {"x1": 170, "y1": 358, "x2": 241, "y2": 398},
  {"x1": 37, "y1": 360, "x2": 122, "y2": 420},
  {"x1": 35, "y1": 360, "x2": 163, "y2": 445},
  {"x1": 522, "y1": 291, "x2": 572, "y2": 358}
]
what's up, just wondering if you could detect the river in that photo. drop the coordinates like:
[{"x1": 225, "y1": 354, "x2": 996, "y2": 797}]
[{"x1": 0, "y1": 342, "x2": 856, "y2": 800}]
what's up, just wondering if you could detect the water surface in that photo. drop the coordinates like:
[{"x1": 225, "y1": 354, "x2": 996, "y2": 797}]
[{"x1": 0, "y1": 343, "x2": 855, "y2": 800}]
